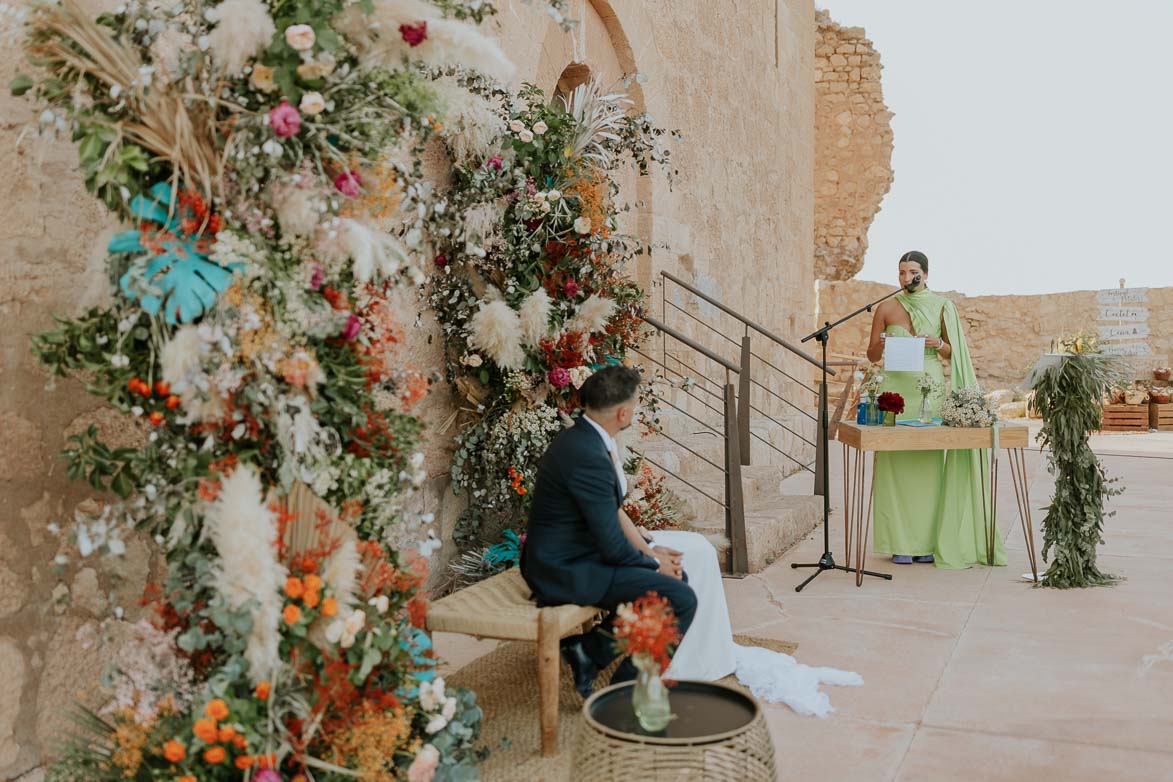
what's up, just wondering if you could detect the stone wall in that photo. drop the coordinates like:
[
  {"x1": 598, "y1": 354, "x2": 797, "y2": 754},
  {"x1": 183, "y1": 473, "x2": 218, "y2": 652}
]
[
  {"x1": 813, "y1": 9, "x2": 894, "y2": 281},
  {"x1": 0, "y1": 0, "x2": 820, "y2": 773},
  {"x1": 818, "y1": 279, "x2": 1173, "y2": 387}
]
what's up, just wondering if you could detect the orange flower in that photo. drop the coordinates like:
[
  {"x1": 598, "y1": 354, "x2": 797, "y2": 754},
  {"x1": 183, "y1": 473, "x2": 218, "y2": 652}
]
[
  {"x1": 193, "y1": 718, "x2": 217, "y2": 743},
  {"x1": 165, "y1": 394, "x2": 182, "y2": 409},
  {"x1": 204, "y1": 699, "x2": 229, "y2": 721},
  {"x1": 179, "y1": 776, "x2": 197, "y2": 782},
  {"x1": 255, "y1": 681, "x2": 271, "y2": 701},
  {"x1": 321, "y1": 597, "x2": 338, "y2": 617},
  {"x1": 234, "y1": 755, "x2": 255, "y2": 770},
  {"x1": 233, "y1": 734, "x2": 248, "y2": 750},
  {"x1": 303, "y1": 574, "x2": 322, "y2": 592},
  {"x1": 148, "y1": 411, "x2": 165, "y2": 426},
  {"x1": 163, "y1": 739, "x2": 186, "y2": 762},
  {"x1": 257, "y1": 752, "x2": 278, "y2": 769},
  {"x1": 203, "y1": 745, "x2": 227, "y2": 764},
  {"x1": 217, "y1": 726, "x2": 236, "y2": 743},
  {"x1": 285, "y1": 576, "x2": 305, "y2": 599},
  {"x1": 303, "y1": 590, "x2": 320, "y2": 609},
  {"x1": 154, "y1": 380, "x2": 171, "y2": 396},
  {"x1": 283, "y1": 604, "x2": 301, "y2": 625}
]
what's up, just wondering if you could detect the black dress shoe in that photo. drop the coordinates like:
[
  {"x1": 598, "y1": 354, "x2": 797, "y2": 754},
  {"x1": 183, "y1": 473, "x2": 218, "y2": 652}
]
[
  {"x1": 610, "y1": 656, "x2": 638, "y2": 686},
  {"x1": 560, "y1": 639, "x2": 599, "y2": 699}
]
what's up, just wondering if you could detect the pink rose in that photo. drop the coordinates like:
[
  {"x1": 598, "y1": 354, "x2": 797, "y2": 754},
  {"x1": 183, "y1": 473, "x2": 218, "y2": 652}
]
[
  {"x1": 254, "y1": 771, "x2": 282, "y2": 782},
  {"x1": 486, "y1": 156, "x2": 503, "y2": 170},
  {"x1": 548, "y1": 367, "x2": 571, "y2": 389},
  {"x1": 433, "y1": 253, "x2": 448, "y2": 268},
  {"x1": 342, "y1": 312, "x2": 361, "y2": 341},
  {"x1": 270, "y1": 101, "x2": 301, "y2": 138},
  {"x1": 408, "y1": 745, "x2": 440, "y2": 782},
  {"x1": 563, "y1": 280, "x2": 580, "y2": 298},
  {"x1": 334, "y1": 170, "x2": 362, "y2": 197},
  {"x1": 399, "y1": 21, "x2": 427, "y2": 47}
]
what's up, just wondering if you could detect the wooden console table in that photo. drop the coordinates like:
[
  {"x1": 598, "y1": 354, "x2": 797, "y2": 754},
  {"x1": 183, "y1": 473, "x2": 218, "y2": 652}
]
[{"x1": 835, "y1": 422, "x2": 1038, "y2": 586}]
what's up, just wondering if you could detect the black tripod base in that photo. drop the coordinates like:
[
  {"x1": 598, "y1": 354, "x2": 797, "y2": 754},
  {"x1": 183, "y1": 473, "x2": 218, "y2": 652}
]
[{"x1": 790, "y1": 551, "x2": 892, "y2": 592}]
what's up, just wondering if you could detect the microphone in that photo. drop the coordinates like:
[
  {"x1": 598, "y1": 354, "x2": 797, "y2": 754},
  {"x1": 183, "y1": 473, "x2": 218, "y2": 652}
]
[{"x1": 904, "y1": 275, "x2": 922, "y2": 293}]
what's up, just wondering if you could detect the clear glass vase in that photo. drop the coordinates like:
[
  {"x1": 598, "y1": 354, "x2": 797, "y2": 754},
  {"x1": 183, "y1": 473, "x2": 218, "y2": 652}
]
[
  {"x1": 631, "y1": 654, "x2": 672, "y2": 732},
  {"x1": 919, "y1": 393, "x2": 933, "y2": 424},
  {"x1": 865, "y1": 396, "x2": 881, "y2": 426}
]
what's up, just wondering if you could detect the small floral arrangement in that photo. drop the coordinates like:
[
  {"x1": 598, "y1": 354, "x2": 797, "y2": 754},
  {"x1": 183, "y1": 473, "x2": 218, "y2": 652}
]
[
  {"x1": 623, "y1": 461, "x2": 685, "y2": 532},
  {"x1": 861, "y1": 366, "x2": 885, "y2": 398},
  {"x1": 916, "y1": 373, "x2": 942, "y2": 397},
  {"x1": 613, "y1": 592, "x2": 681, "y2": 674},
  {"x1": 876, "y1": 391, "x2": 905, "y2": 415},
  {"x1": 941, "y1": 387, "x2": 998, "y2": 427}
]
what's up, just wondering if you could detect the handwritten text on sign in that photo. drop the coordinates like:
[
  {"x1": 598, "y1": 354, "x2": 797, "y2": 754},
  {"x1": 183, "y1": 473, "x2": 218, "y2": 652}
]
[
  {"x1": 1096, "y1": 288, "x2": 1148, "y2": 305},
  {"x1": 1098, "y1": 324, "x2": 1151, "y2": 341},
  {"x1": 1100, "y1": 342, "x2": 1153, "y2": 357},
  {"x1": 1098, "y1": 306, "x2": 1149, "y2": 322}
]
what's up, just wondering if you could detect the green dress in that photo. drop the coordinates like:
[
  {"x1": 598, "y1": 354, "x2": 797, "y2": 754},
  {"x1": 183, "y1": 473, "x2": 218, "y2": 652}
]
[{"x1": 872, "y1": 288, "x2": 1008, "y2": 569}]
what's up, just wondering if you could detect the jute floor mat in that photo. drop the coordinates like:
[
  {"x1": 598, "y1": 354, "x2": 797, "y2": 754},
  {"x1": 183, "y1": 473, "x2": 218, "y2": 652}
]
[{"x1": 447, "y1": 635, "x2": 797, "y2": 782}]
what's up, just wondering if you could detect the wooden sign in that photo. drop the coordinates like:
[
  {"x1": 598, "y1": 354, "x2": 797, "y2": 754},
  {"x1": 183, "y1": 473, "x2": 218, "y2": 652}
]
[
  {"x1": 1100, "y1": 342, "x2": 1153, "y2": 357},
  {"x1": 1097, "y1": 288, "x2": 1148, "y2": 305},
  {"x1": 1098, "y1": 323, "x2": 1151, "y2": 341},
  {"x1": 1097, "y1": 306, "x2": 1149, "y2": 322}
]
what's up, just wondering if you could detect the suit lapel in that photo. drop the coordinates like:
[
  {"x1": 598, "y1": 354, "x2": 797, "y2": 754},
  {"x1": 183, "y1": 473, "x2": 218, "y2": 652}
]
[{"x1": 573, "y1": 417, "x2": 623, "y2": 504}]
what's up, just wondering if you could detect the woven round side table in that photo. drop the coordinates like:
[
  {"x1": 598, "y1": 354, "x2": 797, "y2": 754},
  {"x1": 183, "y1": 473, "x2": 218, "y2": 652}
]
[{"x1": 573, "y1": 680, "x2": 776, "y2": 781}]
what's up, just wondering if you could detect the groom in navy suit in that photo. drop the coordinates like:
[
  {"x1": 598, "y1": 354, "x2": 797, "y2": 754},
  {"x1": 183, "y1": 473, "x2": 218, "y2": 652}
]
[{"x1": 521, "y1": 366, "x2": 697, "y2": 697}]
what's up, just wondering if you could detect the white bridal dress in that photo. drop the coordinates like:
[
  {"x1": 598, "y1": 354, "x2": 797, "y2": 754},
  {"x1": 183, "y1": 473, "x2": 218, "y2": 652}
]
[{"x1": 649, "y1": 529, "x2": 863, "y2": 718}]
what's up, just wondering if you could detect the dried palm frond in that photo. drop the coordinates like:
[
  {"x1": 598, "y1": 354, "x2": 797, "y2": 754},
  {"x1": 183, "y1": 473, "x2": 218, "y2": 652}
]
[
  {"x1": 25, "y1": 0, "x2": 224, "y2": 201},
  {"x1": 559, "y1": 76, "x2": 634, "y2": 169}
]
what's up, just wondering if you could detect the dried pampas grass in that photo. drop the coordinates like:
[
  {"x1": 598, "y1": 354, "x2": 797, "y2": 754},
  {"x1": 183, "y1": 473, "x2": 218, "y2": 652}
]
[
  {"x1": 206, "y1": 0, "x2": 275, "y2": 76},
  {"x1": 319, "y1": 218, "x2": 408, "y2": 283},
  {"x1": 205, "y1": 465, "x2": 288, "y2": 684},
  {"x1": 469, "y1": 299, "x2": 524, "y2": 370},
  {"x1": 336, "y1": 0, "x2": 514, "y2": 83},
  {"x1": 430, "y1": 76, "x2": 506, "y2": 164},
  {"x1": 567, "y1": 294, "x2": 616, "y2": 335},
  {"x1": 518, "y1": 288, "x2": 552, "y2": 347}
]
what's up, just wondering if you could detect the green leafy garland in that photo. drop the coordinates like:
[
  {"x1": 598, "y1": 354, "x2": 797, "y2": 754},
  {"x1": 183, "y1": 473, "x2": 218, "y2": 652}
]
[{"x1": 1031, "y1": 353, "x2": 1123, "y2": 588}]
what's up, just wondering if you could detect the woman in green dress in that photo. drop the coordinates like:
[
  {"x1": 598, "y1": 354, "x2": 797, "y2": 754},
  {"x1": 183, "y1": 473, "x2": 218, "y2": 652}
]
[{"x1": 864, "y1": 251, "x2": 1007, "y2": 569}]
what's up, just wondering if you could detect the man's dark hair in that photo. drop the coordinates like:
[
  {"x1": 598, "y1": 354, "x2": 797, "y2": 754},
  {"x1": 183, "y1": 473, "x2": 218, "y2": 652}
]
[
  {"x1": 899, "y1": 250, "x2": 928, "y2": 273},
  {"x1": 579, "y1": 365, "x2": 641, "y2": 410}
]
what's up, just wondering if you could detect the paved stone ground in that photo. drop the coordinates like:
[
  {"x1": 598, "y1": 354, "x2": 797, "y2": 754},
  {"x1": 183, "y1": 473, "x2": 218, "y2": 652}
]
[{"x1": 436, "y1": 428, "x2": 1173, "y2": 781}]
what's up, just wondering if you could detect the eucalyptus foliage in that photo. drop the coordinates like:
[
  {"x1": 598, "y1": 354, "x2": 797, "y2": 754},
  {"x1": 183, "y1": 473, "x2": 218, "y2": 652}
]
[{"x1": 1031, "y1": 354, "x2": 1123, "y2": 588}]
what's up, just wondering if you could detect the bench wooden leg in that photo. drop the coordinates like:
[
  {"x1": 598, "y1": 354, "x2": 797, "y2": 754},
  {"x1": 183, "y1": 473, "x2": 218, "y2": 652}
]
[{"x1": 537, "y1": 608, "x2": 560, "y2": 757}]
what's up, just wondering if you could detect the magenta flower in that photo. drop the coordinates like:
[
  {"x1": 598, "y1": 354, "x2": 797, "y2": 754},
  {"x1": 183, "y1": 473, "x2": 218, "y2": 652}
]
[
  {"x1": 434, "y1": 253, "x2": 448, "y2": 268},
  {"x1": 486, "y1": 156, "x2": 503, "y2": 170},
  {"x1": 342, "y1": 312, "x2": 361, "y2": 341},
  {"x1": 253, "y1": 771, "x2": 282, "y2": 782},
  {"x1": 334, "y1": 170, "x2": 362, "y2": 197},
  {"x1": 399, "y1": 21, "x2": 427, "y2": 47},
  {"x1": 563, "y1": 280, "x2": 581, "y2": 298},
  {"x1": 548, "y1": 367, "x2": 571, "y2": 389},
  {"x1": 309, "y1": 265, "x2": 324, "y2": 291},
  {"x1": 269, "y1": 101, "x2": 302, "y2": 138}
]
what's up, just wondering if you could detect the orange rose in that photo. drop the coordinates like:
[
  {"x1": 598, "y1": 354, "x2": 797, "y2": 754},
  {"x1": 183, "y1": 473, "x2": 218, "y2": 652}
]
[
  {"x1": 204, "y1": 699, "x2": 229, "y2": 721},
  {"x1": 179, "y1": 776, "x2": 197, "y2": 782},
  {"x1": 255, "y1": 681, "x2": 271, "y2": 701},
  {"x1": 217, "y1": 726, "x2": 236, "y2": 743},
  {"x1": 285, "y1": 576, "x2": 304, "y2": 599},
  {"x1": 303, "y1": 574, "x2": 322, "y2": 592},
  {"x1": 234, "y1": 755, "x2": 255, "y2": 770},
  {"x1": 258, "y1": 752, "x2": 278, "y2": 769},
  {"x1": 163, "y1": 739, "x2": 186, "y2": 762},
  {"x1": 321, "y1": 597, "x2": 338, "y2": 617},
  {"x1": 233, "y1": 734, "x2": 248, "y2": 750},
  {"x1": 303, "y1": 590, "x2": 320, "y2": 609},
  {"x1": 193, "y1": 718, "x2": 217, "y2": 743},
  {"x1": 204, "y1": 746, "x2": 227, "y2": 764},
  {"x1": 283, "y1": 604, "x2": 301, "y2": 625}
]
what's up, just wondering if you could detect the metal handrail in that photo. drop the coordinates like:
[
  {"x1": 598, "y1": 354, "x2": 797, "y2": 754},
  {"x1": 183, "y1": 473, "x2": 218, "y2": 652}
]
[
  {"x1": 643, "y1": 314, "x2": 740, "y2": 373},
  {"x1": 749, "y1": 376, "x2": 817, "y2": 422},
  {"x1": 630, "y1": 449, "x2": 726, "y2": 509},
  {"x1": 632, "y1": 347, "x2": 727, "y2": 405},
  {"x1": 662, "y1": 271, "x2": 833, "y2": 375}
]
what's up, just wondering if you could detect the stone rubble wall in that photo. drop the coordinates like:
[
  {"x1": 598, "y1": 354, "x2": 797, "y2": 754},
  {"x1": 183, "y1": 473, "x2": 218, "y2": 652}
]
[
  {"x1": 814, "y1": 9, "x2": 894, "y2": 281},
  {"x1": 817, "y1": 279, "x2": 1173, "y2": 388},
  {"x1": 0, "y1": 1, "x2": 820, "y2": 774}
]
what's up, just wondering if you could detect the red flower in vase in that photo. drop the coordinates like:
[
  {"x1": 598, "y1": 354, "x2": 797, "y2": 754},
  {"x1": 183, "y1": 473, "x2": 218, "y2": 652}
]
[
  {"x1": 877, "y1": 391, "x2": 905, "y2": 414},
  {"x1": 613, "y1": 591, "x2": 681, "y2": 673}
]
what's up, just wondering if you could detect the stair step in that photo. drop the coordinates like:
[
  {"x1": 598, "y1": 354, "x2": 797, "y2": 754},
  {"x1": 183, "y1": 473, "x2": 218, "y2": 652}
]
[{"x1": 687, "y1": 495, "x2": 823, "y2": 572}]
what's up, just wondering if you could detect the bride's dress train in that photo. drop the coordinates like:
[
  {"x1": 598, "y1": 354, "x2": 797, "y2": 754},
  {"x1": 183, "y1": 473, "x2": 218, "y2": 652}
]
[{"x1": 650, "y1": 529, "x2": 862, "y2": 718}]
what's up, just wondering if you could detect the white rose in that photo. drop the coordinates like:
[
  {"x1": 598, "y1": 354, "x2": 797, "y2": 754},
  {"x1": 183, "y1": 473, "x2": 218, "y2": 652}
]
[
  {"x1": 532, "y1": 120, "x2": 548, "y2": 135},
  {"x1": 368, "y1": 595, "x2": 390, "y2": 614},
  {"x1": 339, "y1": 632, "x2": 356, "y2": 649},
  {"x1": 546, "y1": 189, "x2": 561, "y2": 201},
  {"x1": 518, "y1": 129, "x2": 534, "y2": 143},
  {"x1": 508, "y1": 119, "x2": 525, "y2": 133},
  {"x1": 325, "y1": 620, "x2": 344, "y2": 644},
  {"x1": 343, "y1": 608, "x2": 366, "y2": 635},
  {"x1": 299, "y1": 91, "x2": 326, "y2": 115},
  {"x1": 441, "y1": 697, "x2": 457, "y2": 721},
  {"x1": 425, "y1": 715, "x2": 448, "y2": 734},
  {"x1": 463, "y1": 353, "x2": 483, "y2": 368},
  {"x1": 574, "y1": 216, "x2": 592, "y2": 234},
  {"x1": 284, "y1": 24, "x2": 316, "y2": 51}
]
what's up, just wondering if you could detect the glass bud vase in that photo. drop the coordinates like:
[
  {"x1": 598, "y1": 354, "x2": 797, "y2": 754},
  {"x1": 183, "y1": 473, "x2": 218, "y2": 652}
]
[
  {"x1": 919, "y1": 393, "x2": 933, "y2": 424},
  {"x1": 882, "y1": 410, "x2": 896, "y2": 427},
  {"x1": 631, "y1": 654, "x2": 672, "y2": 732},
  {"x1": 865, "y1": 396, "x2": 881, "y2": 426}
]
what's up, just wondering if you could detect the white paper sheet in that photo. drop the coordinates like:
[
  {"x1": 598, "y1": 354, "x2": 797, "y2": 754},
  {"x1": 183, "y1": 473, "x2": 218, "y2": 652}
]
[{"x1": 883, "y1": 336, "x2": 926, "y2": 373}]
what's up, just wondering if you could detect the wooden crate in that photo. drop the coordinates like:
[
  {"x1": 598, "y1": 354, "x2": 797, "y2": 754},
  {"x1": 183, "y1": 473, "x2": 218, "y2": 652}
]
[
  {"x1": 1150, "y1": 402, "x2": 1173, "y2": 431},
  {"x1": 1101, "y1": 404, "x2": 1148, "y2": 432}
]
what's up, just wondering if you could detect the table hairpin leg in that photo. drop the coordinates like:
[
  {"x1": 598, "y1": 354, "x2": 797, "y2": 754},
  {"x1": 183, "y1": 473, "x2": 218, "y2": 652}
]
[
  {"x1": 988, "y1": 447, "x2": 1000, "y2": 567},
  {"x1": 1007, "y1": 447, "x2": 1039, "y2": 582},
  {"x1": 845, "y1": 450, "x2": 875, "y2": 588},
  {"x1": 842, "y1": 443, "x2": 852, "y2": 566}
]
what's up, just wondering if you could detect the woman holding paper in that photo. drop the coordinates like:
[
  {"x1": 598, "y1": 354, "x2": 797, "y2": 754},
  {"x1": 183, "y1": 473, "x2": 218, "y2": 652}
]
[{"x1": 864, "y1": 251, "x2": 1007, "y2": 569}]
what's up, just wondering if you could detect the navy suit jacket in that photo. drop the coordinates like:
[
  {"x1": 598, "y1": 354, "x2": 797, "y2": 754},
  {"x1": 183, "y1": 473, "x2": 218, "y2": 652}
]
[{"x1": 520, "y1": 417, "x2": 659, "y2": 606}]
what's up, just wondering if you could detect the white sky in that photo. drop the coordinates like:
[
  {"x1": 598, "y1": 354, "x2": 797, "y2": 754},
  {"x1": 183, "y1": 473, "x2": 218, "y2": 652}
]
[{"x1": 819, "y1": 0, "x2": 1173, "y2": 296}]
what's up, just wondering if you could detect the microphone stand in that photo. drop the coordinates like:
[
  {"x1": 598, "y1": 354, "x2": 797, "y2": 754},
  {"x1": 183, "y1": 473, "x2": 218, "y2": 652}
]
[{"x1": 790, "y1": 282, "x2": 916, "y2": 592}]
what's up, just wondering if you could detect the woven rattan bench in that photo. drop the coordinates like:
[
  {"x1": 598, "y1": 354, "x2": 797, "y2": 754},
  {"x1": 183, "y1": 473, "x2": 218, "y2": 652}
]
[{"x1": 426, "y1": 568, "x2": 603, "y2": 756}]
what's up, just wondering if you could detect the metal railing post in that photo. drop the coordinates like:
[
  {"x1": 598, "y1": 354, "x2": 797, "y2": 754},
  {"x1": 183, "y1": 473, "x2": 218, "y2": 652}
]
[
  {"x1": 724, "y1": 382, "x2": 749, "y2": 576},
  {"x1": 738, "y1": 335, "x2": 751, "y2": 466}
]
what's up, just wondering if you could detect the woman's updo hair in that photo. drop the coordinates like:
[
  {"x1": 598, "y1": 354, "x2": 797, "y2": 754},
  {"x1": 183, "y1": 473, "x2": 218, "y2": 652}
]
[{"x1": 899, "y1": 250, "x2": 928, "y2": 273}]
